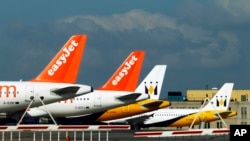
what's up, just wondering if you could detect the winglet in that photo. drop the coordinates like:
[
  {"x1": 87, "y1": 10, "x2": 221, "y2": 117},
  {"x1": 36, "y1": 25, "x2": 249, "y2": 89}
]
[
  {"x1": 202, "y1": 83, "x2": 234, "y2": 111},
  {"x1": 30, "y1": 35, "x2": 87, "y2": 83},
  {"x1": 98, "y1": 51, "x2": 145, "y2": 91},
  {"x1": 135, "y1": 65, "x2": 167, "y2": 100}
]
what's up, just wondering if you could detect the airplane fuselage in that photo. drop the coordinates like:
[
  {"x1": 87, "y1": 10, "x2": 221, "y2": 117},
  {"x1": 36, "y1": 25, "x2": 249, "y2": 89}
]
[
  {"x1": 95, "y1": 99, "x2": 170, "y2": 122},
  {"x1": 0, "y1": 81, "x2": 92, "y2": 113},
  {"x1": 27, "y1": 90, "x2": 150, "y2": 117},
  {"x1": 142, "y1": 108, "x2": 237, "y2": 127}
]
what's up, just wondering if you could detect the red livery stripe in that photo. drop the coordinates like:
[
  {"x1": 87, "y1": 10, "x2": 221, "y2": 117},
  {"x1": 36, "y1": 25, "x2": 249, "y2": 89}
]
[
  {"x1": 212, "y1": 129, "x2": 230, "y2": 133},
  {"x1": 0, "y1": 126, "x2": 8, "y2": 130},
  {"x1": 17, "y1": 126, "x2": 48, "y2": 130},
  {"x1": 172, "y1": 130, "x2": 202, "y2": 135},
  {"x1": 134, "y1": 132, "x2": 163, "y2": 136},
  {"x1": 98, "y1": 125, "x2": 130, "y2": 129},
  {"x1": 58, "y1": 125, "x2": 89, "y2": 129}
]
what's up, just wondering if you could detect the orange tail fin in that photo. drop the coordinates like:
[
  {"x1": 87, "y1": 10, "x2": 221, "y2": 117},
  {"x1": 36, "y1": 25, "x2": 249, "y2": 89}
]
[
  {"x1": 98, "y1": 51, "x2": 145, "y2": 91},
  {"x1": 30, "y1": 35, "x2": 87, "y2": 83}
]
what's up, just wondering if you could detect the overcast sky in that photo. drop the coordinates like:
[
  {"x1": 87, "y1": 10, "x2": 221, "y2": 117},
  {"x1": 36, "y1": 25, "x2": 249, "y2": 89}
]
[{"x1": 0, "y1": 0, "x2": 249, "y2": 99}]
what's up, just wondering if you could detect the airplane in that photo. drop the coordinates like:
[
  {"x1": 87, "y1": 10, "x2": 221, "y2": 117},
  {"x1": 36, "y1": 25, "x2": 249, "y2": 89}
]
[
  {"x1": 51, "y1": 65, "x2": 171, "y2": 125},
  {"x1": 24, "y1": 51, "x2": 150, "y2": 123},
  {"x1": 0, "y1": 35, "x2": 93, "y2": 123},
  {"x1": 107, "y1": 83, "x2": 237, "y2": 130}
]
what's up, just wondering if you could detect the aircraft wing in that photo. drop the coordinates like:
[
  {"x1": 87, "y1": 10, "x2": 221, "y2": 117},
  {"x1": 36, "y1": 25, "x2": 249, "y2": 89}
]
[
  {"x1": 52, "y1": 86, "x2": 81, "y2": 95},
  {"x1": 116, "y1": 93, "x2": 143, "y2": 102},
  {"x1": 141, "y1": 100, "x2": 164, "y2": 109}
]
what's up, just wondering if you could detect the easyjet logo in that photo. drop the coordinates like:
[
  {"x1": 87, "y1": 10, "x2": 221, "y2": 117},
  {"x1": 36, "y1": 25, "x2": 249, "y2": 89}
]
[
  {"x1": 48, "y1": 40, "x2": 79, "y2": 76},
  {"x1": 0, "y1": 85, "x2": 17, "y2": 98},
  {"x1": 112, "y1": 55, "x2": 138, "y2": 86}
]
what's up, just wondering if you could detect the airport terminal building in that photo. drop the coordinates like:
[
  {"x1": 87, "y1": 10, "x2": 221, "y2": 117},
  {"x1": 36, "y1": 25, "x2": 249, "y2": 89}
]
[{"x1": 164, "y1": 89, "x2": 250, "y2": 129}]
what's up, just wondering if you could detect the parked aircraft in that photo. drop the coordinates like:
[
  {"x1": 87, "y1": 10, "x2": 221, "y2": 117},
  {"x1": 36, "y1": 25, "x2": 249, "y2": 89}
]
[
  {"x1": 106, "y1": 83, "x2": 236, "y2": 129},
  {"x1": 0, "y1": 35, "x2": 93, "y2": 123},
  {"x1": 25, "y1": 51, "x2": 150, "y2": 123},
  {"x1": 53, "y1": 65, "x2": 171, "y2": 125}
]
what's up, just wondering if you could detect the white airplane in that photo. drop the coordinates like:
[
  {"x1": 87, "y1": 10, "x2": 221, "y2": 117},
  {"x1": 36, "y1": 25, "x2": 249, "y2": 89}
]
[
  {"x1": 0, "y1": 35, "x2": 93, "y2": 123},
  {"x1": 105, "y1": 83, "x2": 236, "y2": 129},
  {"x1": 46, "y1": 65, "x2": 171, "y2": 125},
  {"x1": 24, "y1": 51, "x2": 150, "y2": 123}
]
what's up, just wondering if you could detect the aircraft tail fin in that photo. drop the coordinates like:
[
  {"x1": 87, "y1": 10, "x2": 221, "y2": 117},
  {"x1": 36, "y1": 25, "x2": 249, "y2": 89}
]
[
  {"x1": 202, "y1": 83, "x2": 234, "y2": 111},
  {"x1": 135, "y1": 65, "x2": 167, "y2": 100},
  {"x1": 98, "y1": 51, "x2": 145, "y2": 91},
  {"x1": 30, "y1": 35, "x2": 87, "y2": 83}
]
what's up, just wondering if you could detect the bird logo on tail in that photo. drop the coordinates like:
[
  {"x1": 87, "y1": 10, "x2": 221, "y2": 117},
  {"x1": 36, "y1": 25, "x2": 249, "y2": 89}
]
[{"x1": 144, "y1": 81, "x2": 158, "y2": 95}]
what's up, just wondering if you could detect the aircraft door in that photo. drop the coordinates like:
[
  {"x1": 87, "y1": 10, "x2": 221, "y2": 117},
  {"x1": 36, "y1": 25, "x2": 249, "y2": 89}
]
[
  {"x1": 94, "y1": 93, "x2": 101, "y2": 107},
  {"x1": 25, "y1": 85, "x2": 34, "y2": 102},
  {"x1": 122, "y1": 105, "x2": 130, "y2": 113}
]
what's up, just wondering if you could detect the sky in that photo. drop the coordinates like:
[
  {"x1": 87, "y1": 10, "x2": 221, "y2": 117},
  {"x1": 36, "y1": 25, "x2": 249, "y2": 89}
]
[{"x1": 0, "y1": 0, "x2": 250, "y2": 99}]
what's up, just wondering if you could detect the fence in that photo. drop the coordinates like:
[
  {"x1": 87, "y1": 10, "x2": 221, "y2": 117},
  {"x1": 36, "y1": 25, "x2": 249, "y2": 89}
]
[{"x1": 0, "y1": 124, "x2": 130, "y2": 141}]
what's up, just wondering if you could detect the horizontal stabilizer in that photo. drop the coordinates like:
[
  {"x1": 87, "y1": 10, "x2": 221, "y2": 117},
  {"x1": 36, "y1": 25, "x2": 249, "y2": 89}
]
[
  {"x1": 127, "y1": 114, "x2": 154, "y2": 124},
  {"x1": 27, "y1": 108, "x2": 48, "y2": 117},
  {"x1": 52, "y1": 86, "x2": 80, "y2": 95},
  {"x1": 214, "y1": 111, "x2": 237, "y2": 117},
  {"x1": 142, "y1": 100, "x2": 163, "y2": 109},
  {"x1": 116, "y1": 93, "x2": 142, "y2": 102}
]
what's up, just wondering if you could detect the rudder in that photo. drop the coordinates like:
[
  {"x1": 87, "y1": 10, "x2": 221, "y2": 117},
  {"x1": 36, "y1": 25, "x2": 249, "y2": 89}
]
[
  {"x1": 135, "y1": 65, "x2": 167, "y2": 100},
  {"x1": 202, "y1": 83, "x2": 234, "y2": 111}
]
